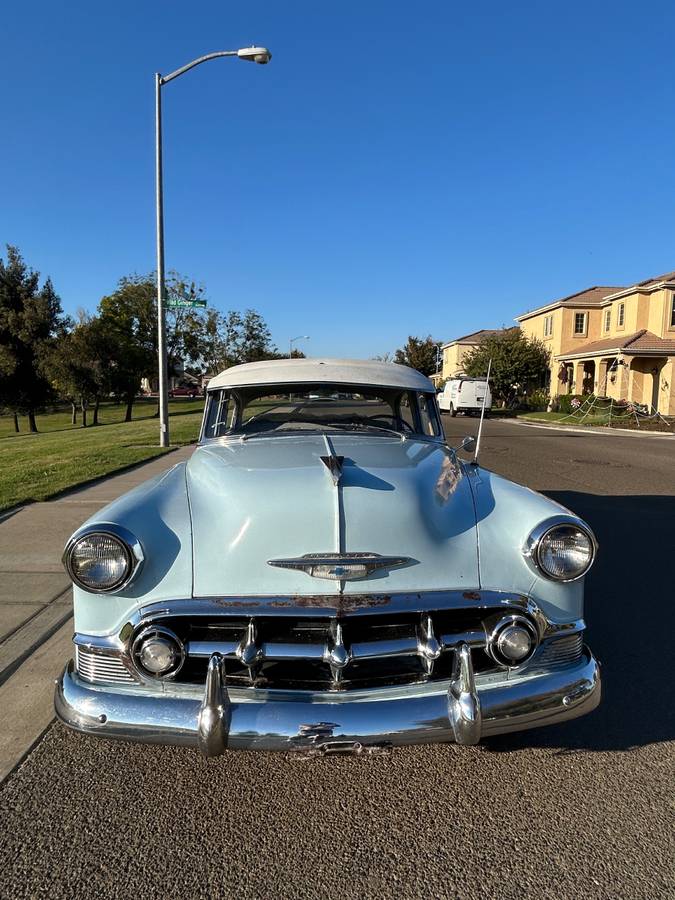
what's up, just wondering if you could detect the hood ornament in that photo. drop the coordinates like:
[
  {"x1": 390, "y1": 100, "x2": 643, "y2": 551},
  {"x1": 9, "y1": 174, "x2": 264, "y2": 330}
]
[
  {"x1": 267, "y1": 552, "x2": 412, "y2": 581},
  {"x1": 320, "y1": 454, "x2": 344, "y2": 485}
]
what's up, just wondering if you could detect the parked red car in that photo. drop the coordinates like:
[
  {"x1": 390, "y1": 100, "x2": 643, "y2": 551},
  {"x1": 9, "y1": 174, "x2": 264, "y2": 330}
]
[{"x1": 169, "y1": 386, "x2": 198, "y2": 399}]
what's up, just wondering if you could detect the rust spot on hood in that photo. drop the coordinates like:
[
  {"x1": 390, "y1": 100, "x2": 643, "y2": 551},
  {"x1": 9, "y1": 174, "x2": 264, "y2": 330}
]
[
  {"x1": 462, "y1": 591, "x2": 481, "y2": 601},
  {"x1": 212, "y1": 598, "x2": 262, "y2": 608},
  {"x1": 269, "y1": 594, "x2": 393, "y2": 612}
]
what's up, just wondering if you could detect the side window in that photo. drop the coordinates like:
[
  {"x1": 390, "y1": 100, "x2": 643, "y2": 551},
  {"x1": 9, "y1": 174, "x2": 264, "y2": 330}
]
[
  {"x1": 670, "y1": 295, "x2": 675, "y2": 328},
  {"x1": 203, "y1": 391, "x2": 236, "y2": 438},
  {"x1": 397, "y1": 393, "x2": 416, "y2": 431},
  {"x1": 574, "y1": 312, "x2": 587, "y2": 335},
  {"x1": 604, "y1": 309, "x2": 611, "y2": 332},
  {"x1": 418, "y1": 393, "x2": 441, "y2": 437},
  {"x1": 618, "y1": 302, "x2": 625, "y2": 327}
]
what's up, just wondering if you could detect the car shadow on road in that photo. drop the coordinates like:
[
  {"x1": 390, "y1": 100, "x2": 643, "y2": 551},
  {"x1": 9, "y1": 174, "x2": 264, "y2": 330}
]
[{"x1": 483, "y1": 491, "x2": 675, "y2": 754}]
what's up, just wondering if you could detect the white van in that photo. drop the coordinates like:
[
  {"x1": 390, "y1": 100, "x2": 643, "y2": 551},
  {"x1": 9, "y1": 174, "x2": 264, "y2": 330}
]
[{"x1": 438, "y1": 377, "x2": 492, "y2": 417}]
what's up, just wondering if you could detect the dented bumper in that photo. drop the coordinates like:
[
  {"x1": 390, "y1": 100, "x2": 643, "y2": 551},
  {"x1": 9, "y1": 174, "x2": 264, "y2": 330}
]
[{"x1": 55, "y1": 644, "x2": 601, "y2": 756}]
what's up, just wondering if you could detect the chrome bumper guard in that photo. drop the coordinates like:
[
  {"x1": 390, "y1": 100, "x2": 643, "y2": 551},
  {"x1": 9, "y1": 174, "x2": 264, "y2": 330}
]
[{"x1": 55, "y1": 644, "x2": 601, "y2": 756}]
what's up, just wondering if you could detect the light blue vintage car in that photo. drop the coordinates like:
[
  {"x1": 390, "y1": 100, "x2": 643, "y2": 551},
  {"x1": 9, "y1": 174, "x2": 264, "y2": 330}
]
[{"x1": 55, "y1": 359, "x2": 601, "y2": 756}]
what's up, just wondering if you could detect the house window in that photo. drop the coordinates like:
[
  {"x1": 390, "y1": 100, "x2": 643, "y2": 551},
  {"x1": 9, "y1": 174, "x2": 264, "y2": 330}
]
[
  {"x1": 574, "y1": 312, "x2": 587, "y2": 335},
  {"x1": 604, "y1": 309, "x2": 611, "y2": 332},
  {"x1": 670, "y1": 294, "x2": 675, "y2": 328},
  {"x1": 618, "y1": 302, "x2": 625, "y2": 327},
  {"x1": 543, "y1": 314, "x2": 553, "y2": 338}
]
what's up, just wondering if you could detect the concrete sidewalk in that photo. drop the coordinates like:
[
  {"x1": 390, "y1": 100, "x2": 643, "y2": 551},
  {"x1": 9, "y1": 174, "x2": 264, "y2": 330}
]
[{"x1": 0, "y1": 445, "x2": 195, "y2": 780}]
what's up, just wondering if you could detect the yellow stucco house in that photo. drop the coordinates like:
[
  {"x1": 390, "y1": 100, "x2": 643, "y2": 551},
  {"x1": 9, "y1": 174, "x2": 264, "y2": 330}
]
[
  {"x1": 431, "y1": 329, "x2": 514, "y2": 387},
  {"x1": 516, "y1": 273, "x2": 675, "y2": 415}
]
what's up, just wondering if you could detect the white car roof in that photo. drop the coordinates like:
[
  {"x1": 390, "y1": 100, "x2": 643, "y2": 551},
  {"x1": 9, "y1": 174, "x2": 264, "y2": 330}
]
[{"x1": 207, "y1": 358, "x2": 434, "y2": 391}]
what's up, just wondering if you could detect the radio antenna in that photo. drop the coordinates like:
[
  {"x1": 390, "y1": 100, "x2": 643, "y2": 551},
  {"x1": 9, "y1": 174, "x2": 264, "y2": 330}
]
[{"x1": 472, "y1": 358, "x2": 492, "y2": 466}]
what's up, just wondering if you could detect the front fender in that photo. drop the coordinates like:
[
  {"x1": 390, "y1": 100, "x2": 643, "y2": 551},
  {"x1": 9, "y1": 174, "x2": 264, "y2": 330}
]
[
  {"x1": 70, "y1": 463, "x2": 193, "y2": 635},
  {"x1": 468, "y1": 466, "x2": 590, "y2": 623}
]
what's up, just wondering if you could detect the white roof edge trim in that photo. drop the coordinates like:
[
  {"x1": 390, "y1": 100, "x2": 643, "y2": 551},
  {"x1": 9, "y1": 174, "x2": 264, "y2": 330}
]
[{"x1": 207, "y1": 358, "x2": 435, "y2": 391}]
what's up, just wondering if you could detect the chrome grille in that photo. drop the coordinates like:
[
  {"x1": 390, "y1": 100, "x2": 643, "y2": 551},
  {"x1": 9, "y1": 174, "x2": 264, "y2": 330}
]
[
  {"x1": 76, "y1": 646, "x2": 135, "y2": 684},
  {"x1": 153, "y1": 609, "x2": 508, "y2": 691},
  {"x1": 535, "y1": 633, "x2": 583, "y2": 667}
]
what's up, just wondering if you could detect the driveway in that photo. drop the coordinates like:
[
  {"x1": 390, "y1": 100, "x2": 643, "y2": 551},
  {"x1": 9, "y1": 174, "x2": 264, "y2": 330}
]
[{"x1": 0, "y1": 421, "x2": 673, "y2": 899}]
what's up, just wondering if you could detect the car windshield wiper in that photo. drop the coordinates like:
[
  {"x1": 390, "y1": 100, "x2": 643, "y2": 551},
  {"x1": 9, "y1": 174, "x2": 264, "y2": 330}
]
[{"x1": 326, "y1": 422, "x2": 406, "y2": 440}]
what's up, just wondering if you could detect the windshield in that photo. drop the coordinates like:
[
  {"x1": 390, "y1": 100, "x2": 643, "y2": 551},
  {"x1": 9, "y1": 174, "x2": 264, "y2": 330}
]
[{"x1": 202, "y1": 383, "x2": 442, "y2": 440}]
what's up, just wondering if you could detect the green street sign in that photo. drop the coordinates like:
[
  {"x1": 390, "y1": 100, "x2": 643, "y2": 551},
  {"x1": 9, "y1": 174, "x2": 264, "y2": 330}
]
[{"x1": 166, "y1": 298, "x2": 207, "y2": 309}]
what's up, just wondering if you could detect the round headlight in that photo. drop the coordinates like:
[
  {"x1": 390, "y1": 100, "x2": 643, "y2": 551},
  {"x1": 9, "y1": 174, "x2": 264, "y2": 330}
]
[
  {"x1": 534, "y1": 523, "x2": 595, "y2": 581},
  {"x1": 65, "y1": 530, "x2": 137, "y2": 592}
]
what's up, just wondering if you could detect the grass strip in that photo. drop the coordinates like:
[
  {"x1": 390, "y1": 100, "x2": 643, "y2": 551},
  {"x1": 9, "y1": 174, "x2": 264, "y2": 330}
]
[{"x1": 0, "y1": 401, "x2": 204, "y2": 511}]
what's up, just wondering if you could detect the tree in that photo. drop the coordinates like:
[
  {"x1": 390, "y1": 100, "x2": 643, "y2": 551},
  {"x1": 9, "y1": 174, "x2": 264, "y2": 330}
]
[
  {"x1": 42, "y1": 315, "x2": 113, "y2": 426},
  {"x1": 0, "y1": 246, "x2": 68, "y2": 432},
  {"x1": 194, "y1": 308, "x2": 279, "y2": 372},
  {"x1": 98, "y1": 278, "x2": 156, "y2": 421},
  {"x1": 96, "y1": 272, "x2": 280, "y2": 415},
  {"x1": 462, "y1": 329, "x2": 550, "y2": 403},
  {"x1": 393, "y1": 335, "x2": 442, "y2": 376}
]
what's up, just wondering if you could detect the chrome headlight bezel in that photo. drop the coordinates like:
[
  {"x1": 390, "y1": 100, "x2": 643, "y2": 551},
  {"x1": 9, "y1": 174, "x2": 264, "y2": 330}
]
[
  {"x1": 524, "y1": 516, "x2": 597, "y2": 583},
  {"x1": 63, "y1": 524, "x2": 144, "y2": 594}
]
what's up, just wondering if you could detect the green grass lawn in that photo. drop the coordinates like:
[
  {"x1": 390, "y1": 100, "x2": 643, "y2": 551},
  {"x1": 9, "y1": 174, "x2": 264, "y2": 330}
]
[
  {"x1": 0, "y1": 399, "x2": 204, "y2": 511},
  {"x1": 0, "y1": 397, "x2": 205, "y2": 438}
]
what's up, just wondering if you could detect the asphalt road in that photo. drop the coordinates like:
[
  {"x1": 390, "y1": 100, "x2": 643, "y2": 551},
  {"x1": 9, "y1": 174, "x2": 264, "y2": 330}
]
[{"x1": 1, "y1": 417, "x2": 674, "y2": 899}]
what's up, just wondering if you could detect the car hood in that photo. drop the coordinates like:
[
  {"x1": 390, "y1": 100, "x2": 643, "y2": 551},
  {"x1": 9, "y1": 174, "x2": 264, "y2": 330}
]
[{"x1": 186, "y1": 434, "x2": 479, "y2": 597}]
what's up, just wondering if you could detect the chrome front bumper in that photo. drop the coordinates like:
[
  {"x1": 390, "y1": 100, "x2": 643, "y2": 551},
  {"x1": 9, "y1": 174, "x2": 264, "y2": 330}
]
[{"x1": 55, "y1": 645, "x2": 601, "y2": 756}]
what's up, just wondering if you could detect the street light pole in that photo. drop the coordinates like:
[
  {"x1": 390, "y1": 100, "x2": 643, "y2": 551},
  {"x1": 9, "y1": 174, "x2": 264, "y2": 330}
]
[
  {"x1": 155, "y1": 73, "x2": 169, "y2": 447},
  {"x1": 289, "y1": 335, "x2": 310, "y2": 358},
  {"x1": 154, "y1": 46, "x2": 272, "y2": 447}
]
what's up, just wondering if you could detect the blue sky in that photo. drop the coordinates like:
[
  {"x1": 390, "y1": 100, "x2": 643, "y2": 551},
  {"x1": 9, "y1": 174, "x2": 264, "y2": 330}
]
[{"x1": 2, "y1": 1, "x2": 675, "y2": 358}]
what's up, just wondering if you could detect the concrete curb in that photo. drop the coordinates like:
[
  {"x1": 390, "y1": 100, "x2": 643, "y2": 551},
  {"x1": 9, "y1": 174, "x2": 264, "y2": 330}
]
[{"x1": 507, "y1": 419, "x2": 675, "y2": 439}]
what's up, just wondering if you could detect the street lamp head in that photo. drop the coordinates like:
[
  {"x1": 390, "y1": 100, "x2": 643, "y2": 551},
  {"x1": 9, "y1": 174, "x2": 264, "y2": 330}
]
[{"x1": 237, "y1": 46, "x2": 272, "y2": 64}]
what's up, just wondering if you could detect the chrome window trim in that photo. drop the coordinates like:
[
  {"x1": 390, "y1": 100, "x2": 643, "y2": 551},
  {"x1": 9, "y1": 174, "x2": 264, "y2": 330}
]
[
  {"x1": 523, "y1": 515, "x2": 598, "y2": 583},
  {"x1": 62, "y1": 523, "x2": 144, "y2": 595}
]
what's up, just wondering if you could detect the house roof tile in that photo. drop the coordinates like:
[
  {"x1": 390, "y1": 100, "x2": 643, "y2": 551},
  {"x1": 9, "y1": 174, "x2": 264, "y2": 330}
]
[
  {"x1": 634, "y1": 270, "x2": 675, "y2": 288},
  {"x1": 516, "y1": 286, "x2": 625, "y2": 320},
  {"x1": 628, "y1": 331, "x2": 675, "y2": 351},
  {"x1": 558, "y1": 330, "x2": 675, "y2": 359},
  {"x1": 442, "y1": 327, "x2": 517, "y2": 348},
  {"x1": 554, "y1": 286, "x2": 626, "y2": 307}
]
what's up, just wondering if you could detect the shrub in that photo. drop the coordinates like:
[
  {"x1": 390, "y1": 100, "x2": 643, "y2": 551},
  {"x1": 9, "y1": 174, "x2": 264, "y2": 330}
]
[
  {"x1": 525, "y1": 389, "x2": 550, "y2": 411},
  {"x1": 556, "y1": 394, "x2": 589, "y2": 414}
]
